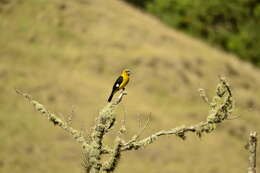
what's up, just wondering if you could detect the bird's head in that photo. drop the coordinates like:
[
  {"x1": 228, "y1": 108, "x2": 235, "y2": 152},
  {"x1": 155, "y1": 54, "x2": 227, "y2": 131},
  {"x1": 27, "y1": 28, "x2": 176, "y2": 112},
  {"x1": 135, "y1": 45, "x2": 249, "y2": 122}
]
[{"x1": 122, "y1": 69, "x2": 133, "y2": 76}]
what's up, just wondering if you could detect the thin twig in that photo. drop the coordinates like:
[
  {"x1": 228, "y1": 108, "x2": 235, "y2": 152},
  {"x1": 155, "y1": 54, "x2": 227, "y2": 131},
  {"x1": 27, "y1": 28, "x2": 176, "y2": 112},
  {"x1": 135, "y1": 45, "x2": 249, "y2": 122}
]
[
  {"x1": 136, "y1": 114, "x2": 151, "y2": 139},
  {"x1": 119, "y1": 105, "x2": 127, "y2": 135},
  {"x1": 226, "y1": 115, "x2": 241, "y2": 120},
  {"x1": 67, "y1": 105, "x2": 75, "y2": 125},
  {"x1": 114, "y1": 90, "x2": 127, "y2": 105},
  {"x1": 198, "y1": 88, "x2": 210, "y2": 105}
]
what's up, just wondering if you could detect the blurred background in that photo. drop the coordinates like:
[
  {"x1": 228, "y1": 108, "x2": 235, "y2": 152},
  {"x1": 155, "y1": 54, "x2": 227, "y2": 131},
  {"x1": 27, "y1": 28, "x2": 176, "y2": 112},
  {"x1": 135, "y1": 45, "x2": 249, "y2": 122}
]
[{"x1": 0, "y1": 0, "x2": 260, "y2": 172}]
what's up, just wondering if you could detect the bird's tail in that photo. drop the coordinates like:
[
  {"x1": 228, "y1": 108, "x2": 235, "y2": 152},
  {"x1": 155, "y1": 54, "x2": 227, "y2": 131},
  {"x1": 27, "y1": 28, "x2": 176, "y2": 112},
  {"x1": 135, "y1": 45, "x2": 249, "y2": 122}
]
[{"x1": 108, "y1": 92, "x2": 114, "y2": 102}]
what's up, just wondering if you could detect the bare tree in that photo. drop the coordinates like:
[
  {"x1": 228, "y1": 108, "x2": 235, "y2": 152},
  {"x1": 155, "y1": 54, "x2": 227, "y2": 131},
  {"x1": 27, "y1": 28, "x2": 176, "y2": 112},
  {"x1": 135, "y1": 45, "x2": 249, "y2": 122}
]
[{"x1": 16, "y1": 77, "x2": 234, "y2": 173}]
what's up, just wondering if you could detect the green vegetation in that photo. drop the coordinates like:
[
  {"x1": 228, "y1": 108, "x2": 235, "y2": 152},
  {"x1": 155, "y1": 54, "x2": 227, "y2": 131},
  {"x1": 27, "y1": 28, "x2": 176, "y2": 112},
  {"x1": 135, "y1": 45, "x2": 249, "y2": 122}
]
[
  {"x1": 125, "y1": 0, "x2": 260, "y2": 66},
  {"x1": 1, "y1": 0, "x2": 260, "y2": 173}
]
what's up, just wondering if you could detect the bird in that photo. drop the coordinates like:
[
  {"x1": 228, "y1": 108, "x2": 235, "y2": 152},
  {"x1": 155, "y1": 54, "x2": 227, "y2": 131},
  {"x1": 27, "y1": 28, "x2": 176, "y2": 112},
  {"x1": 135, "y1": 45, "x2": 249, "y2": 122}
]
[{"x1": 108, "y1": 69, "x2": 132, "y2": 102}]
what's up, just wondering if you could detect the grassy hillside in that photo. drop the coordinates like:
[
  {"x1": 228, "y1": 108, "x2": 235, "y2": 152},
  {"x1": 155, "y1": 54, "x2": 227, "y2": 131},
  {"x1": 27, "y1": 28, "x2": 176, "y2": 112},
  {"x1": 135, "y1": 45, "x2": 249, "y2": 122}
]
[{"x1": 0, "y1": 0, "x2": 260, "y2": 173}]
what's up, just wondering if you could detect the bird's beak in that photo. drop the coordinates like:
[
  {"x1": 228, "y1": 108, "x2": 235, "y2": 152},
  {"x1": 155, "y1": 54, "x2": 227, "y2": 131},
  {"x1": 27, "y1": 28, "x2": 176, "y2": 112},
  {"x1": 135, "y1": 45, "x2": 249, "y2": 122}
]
[{"x1": 128, "y1": 71, "x2": 133, "y2": 75}]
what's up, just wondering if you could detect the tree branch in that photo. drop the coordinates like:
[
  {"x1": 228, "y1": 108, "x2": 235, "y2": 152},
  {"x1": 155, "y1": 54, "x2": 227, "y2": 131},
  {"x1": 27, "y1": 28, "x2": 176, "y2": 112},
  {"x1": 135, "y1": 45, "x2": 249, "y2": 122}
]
[
  {"x1": 120, "y1": 123, "x2": 207, "y2": 151},
  {"x1": 121, "y1": 77, "x2": 233, "y2": 151},
  {"x1": 86, "y1": 90, "x2": 127, "y2": 173},
  {"x1": 15, "y1": 89, "x2": 89, "y2": 150},
  {"x1": 101, "y1": 137, "x2": 122, "y2": 173},
  {"x1": 248, "y1": 131, "x2": 257, "y2": 173},
  {"x1": 16, "y1": 77, "x2": 235, "y2": 173},
  {"x1": 100, "y1": 77, "x2": 234, "y2": 153}
]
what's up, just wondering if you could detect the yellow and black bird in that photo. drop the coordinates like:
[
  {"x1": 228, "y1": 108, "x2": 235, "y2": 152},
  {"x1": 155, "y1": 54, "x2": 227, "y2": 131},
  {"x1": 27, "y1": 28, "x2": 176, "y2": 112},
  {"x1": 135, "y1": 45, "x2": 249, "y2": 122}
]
[{"x1": 108, "y1": 69, "x2": 132, "y2": 102}]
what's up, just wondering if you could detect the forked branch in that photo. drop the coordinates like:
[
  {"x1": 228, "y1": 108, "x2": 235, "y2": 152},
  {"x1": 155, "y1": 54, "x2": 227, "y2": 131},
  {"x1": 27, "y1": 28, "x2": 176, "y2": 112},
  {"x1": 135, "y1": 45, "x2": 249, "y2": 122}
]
[
  {"x1": 103, "y1": 77, "x2": 234, "y2": 153},
  {"x1": 16, "y1": 77, "x2": 234, "y2": 173}
]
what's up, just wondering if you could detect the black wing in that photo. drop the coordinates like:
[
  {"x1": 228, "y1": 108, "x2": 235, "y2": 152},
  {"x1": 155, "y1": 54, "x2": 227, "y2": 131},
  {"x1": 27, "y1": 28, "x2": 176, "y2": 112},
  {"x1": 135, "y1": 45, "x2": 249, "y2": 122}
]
[{"x1": 112, "y1": 76, "x2": 123, "y2": 91}]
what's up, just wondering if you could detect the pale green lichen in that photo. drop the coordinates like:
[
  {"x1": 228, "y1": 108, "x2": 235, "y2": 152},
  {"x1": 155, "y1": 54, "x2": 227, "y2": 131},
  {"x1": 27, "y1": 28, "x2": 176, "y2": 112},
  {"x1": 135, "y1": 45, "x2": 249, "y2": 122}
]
[
  {"x1": 83, "y1": 91, "x2": 126, "y2": 173},
  {"x1": 101, "y1": 138, "x2": 122, "y2": 173},
  {"x1": 118, "y1": 77, "x2": 234, "y2": 151},
  {"x1": 207, "y1": 77, "x2": 233, "y2": 124},
  {"x1": 16, "y1": 77, "x2": 234, "y2": 173},
  {"x1": 16, "y1": 89, "x2": 89, "y2": 150}
]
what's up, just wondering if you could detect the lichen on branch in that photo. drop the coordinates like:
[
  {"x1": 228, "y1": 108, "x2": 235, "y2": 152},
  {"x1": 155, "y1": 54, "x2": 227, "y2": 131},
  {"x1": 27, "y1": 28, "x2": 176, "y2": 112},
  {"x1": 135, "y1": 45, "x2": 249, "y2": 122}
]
[
  {"x1": 16, "y1": 77, "x2": 234, "y2": 173},
  {"x1": 102, "y1": 77, "x2": 234, "y2": 153},
  {"x1": 15, "y1": 89, "x2": 89, "y2": 150}
]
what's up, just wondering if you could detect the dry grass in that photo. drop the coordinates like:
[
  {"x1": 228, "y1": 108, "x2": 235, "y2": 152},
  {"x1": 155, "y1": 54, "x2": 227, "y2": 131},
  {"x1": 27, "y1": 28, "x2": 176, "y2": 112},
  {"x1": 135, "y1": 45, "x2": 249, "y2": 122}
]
[{"x1": 0, "y1": 0, "x2": 260, "y2": 172}]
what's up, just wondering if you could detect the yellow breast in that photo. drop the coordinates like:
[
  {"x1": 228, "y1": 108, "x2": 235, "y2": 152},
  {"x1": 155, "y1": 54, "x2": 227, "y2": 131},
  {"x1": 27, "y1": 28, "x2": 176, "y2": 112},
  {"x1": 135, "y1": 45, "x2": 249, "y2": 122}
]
[{"x1": 119, "y1": 73, "x2": 129, "y2": 89}]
